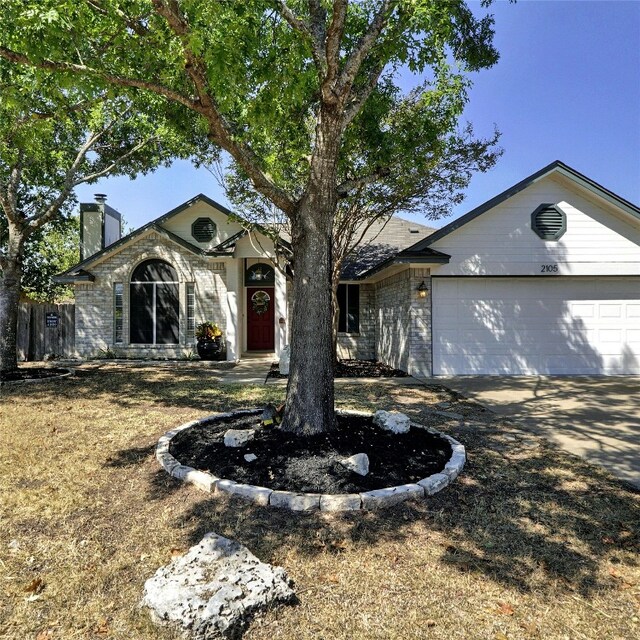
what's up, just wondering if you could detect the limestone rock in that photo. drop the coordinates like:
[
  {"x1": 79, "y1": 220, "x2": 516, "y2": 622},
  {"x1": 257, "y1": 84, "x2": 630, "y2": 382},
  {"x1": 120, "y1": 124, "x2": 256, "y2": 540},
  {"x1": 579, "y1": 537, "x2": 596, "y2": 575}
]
[
  {"x1": 141, "y1": 533, "x2": 295, "y2": 640},
  {"x1": 244, "y1": 453, "x2": 257, "y2": 463},
  {"x1": 338, "y1": 453, "x2": 369, "y2": 476},
  {"x1": 223, "y1": 429, "x2": 255, "y2": 448},
  {"x1": 278, "y1": 345, "x2": 290, "y2": 376},
  {"x1": 373, "y1": 410, "x2": 410, "y2": 434},
  {"x1": 319, "y1": 493, "x2": 362, "y2": 511}
]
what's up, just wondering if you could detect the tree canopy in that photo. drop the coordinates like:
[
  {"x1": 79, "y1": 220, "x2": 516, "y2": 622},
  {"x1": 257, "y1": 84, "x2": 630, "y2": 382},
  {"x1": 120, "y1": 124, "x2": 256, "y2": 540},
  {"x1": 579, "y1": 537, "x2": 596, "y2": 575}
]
[
  {"x1": 0, "y1": 60, "x2": 198, "y2": 372},
  {"x1": 0, "y1": 1, "x2": 501, "y2": 432}
]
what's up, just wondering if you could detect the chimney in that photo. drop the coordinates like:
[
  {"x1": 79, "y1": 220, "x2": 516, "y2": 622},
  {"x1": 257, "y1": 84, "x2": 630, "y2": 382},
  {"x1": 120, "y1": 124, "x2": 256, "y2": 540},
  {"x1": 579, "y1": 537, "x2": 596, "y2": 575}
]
[{"x1": 80, "y1": 194, "x2": 123, "y2": 260}]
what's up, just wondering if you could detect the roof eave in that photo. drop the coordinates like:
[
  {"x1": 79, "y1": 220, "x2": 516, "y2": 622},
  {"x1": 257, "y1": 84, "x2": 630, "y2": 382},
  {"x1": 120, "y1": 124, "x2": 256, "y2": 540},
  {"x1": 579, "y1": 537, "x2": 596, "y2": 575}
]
[
  {"x1": 53, "y1": 271, "x2": 95, "y2": 284},
  {"x1": 356, "y1": 253, "x2": 450, "y2": 280}
]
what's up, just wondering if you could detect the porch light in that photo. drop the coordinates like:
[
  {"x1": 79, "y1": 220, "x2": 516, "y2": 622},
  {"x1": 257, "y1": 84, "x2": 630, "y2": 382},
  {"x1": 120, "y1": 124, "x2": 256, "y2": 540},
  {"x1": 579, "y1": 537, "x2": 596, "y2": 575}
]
[{"x1": 417, "y1": 280, "x2": 428, "y2": 298}]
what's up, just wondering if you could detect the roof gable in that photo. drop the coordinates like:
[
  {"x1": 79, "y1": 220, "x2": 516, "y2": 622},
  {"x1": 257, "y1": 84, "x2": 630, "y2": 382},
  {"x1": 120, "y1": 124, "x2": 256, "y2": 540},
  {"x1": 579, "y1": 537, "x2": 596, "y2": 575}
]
[
  {"x1": 408, "y1": 161, "x2": 640, "y2": 251},
  {"x1": 57, "y1": 194, "x2": 284, "y2": 279}
]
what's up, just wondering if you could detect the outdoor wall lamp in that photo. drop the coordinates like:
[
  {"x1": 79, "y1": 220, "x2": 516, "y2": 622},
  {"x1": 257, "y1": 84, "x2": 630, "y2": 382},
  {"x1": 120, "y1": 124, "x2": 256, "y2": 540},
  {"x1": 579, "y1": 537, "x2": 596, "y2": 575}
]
[{"x1": 417, "y1": 280, "x2": 428, "y2": 298}]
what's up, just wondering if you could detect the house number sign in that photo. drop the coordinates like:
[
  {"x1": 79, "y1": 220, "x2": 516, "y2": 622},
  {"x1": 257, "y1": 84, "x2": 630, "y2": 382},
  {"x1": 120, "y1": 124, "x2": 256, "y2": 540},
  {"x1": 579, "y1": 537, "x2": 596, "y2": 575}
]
[
  {"x1": 540, "y1": 264, "x2": 559, "y2": 273},
  {"x1": 46, "y1": 312, "x2": 59, "y2": 328}
]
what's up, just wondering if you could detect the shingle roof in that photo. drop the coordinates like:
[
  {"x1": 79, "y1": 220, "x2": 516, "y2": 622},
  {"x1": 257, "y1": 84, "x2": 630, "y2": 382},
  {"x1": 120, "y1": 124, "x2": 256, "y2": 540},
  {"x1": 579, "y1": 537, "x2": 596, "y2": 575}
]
[{"x1": 340, "y1": 216, "x2": 436, "y2": 279}]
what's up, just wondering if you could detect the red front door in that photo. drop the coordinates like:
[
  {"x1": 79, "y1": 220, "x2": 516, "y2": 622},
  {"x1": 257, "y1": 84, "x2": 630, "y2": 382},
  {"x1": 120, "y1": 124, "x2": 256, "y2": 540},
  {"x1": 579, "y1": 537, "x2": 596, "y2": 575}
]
[{"x1": 246, "y1": 287, "x2": 275, "y2": 351}]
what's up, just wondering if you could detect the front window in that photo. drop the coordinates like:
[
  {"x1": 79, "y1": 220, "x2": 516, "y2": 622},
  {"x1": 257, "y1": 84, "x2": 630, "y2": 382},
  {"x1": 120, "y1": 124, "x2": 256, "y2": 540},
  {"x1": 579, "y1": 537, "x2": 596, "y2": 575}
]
[
  {"x1": 186, "y1": 283, "x2": 195, "y2": 342},
  {"x1": 337, "y1": 283, "x2": 360, "y2": 333},
  {"x1": 130, "y1": 259, "x2": 179, "y2": 344},
  {"x1": 113, "y1": 283, "x2": 123, "y2": 344}
]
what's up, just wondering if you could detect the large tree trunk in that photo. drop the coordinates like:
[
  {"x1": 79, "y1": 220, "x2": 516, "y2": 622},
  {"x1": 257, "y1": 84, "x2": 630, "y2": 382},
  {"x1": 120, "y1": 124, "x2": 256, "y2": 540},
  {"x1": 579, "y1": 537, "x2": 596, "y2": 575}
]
[
  {"x1": 0, "y1": 230, "x2": 25, "y2": 375},
  {"x1": 281, "y1": 110, "x2": 341, "y2": 436}
]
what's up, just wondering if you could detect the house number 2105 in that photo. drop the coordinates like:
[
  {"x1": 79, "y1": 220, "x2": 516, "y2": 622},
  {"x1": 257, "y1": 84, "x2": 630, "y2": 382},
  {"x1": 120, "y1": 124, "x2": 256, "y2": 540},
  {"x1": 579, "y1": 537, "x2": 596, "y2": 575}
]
[{"x1": 540, "y1": 264, "x2": 559, "y2": 273}]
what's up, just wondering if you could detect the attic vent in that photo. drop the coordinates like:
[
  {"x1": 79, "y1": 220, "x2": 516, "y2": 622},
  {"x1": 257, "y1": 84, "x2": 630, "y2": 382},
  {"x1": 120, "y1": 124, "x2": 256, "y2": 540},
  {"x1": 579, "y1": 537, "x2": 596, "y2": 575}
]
[
  {"x1": 409, "y1": 228, "x2": 420, "y2": 234},
  {"x1": 191, "y1": 217, "x2": 217, "y2": 242},
  {"x1": 531, "y1": 204, "x2": 566, "y2": 240}
]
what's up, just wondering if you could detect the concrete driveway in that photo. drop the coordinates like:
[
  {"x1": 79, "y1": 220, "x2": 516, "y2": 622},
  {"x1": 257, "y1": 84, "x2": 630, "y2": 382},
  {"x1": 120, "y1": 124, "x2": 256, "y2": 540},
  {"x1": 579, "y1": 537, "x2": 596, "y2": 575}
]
[{"x1": 438, "y1": 376, "x2": 640, "y2": 488}]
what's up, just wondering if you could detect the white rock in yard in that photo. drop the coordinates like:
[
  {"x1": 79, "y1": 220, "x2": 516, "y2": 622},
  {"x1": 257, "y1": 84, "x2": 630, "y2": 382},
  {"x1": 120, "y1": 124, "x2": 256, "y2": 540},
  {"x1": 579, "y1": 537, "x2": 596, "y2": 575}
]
[
  {"x1": 141, "y1": 532, "x2": 295, "y2": 640},
  {"x1": 244, "y1": 453, "x2": 257, "y2": 462},
  {"x1": 224, "y1": 428, "x2": 255, "y2": 448},
  {"x1": 373, "y1": 410, "x2": 410, "y2": 434},
  {"x1": 339, "y1": 453, "x2": 370, "y2": 476},
  {"x1": 279, "y1": 345, "x2": 291, "y2": 375}
]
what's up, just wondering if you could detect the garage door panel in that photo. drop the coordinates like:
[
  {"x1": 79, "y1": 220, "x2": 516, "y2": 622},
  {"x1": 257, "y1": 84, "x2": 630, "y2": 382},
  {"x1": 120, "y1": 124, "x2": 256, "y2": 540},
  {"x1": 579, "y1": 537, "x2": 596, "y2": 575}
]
[
  {"x1": 433, "y1": 277, "x2": 640, "y2": 375},
  {"x1": 627, "y1": 305, "x2": 640, "y2": 318}
]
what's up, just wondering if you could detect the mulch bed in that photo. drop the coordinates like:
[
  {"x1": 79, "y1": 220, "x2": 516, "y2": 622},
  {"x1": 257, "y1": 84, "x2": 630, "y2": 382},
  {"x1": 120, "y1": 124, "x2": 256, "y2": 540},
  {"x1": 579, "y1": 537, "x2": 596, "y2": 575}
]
[
  {"x1": 0, "y1": 366, "x2": 70, "y2": 383},
  {"x1": 170, "y1": 412, "x2": 451, "y2": 494},
  {"x1": 269, "y1": 359, "x2": 408, "y2": 379}
]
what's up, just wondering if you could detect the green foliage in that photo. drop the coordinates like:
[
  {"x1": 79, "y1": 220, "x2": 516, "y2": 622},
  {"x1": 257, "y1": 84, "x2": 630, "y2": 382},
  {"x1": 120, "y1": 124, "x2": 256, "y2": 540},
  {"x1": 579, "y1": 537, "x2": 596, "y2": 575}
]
[
  {"x1": 21, "y1": 217, "x2": 79, "y2": 302},
  {"x1": 0, "y1": 1, "x2": 500, "y2": 206}
]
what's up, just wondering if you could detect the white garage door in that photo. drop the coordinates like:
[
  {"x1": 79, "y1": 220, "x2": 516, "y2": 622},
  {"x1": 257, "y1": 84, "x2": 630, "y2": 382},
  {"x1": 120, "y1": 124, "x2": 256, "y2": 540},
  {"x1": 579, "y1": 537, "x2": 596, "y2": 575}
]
[{"x1": 432, "y1": 277, "x2": 640, "y2": 375}]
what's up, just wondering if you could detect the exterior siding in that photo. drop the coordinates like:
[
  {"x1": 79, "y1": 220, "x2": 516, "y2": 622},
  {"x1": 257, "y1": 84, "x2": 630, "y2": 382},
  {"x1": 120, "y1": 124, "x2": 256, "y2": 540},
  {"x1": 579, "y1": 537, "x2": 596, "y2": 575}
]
[
  {"x1": 431, "y1": 175, "x2": 640, "y2": 277},
  {"x1": 75, "y1": 230, "x2": 227, "y2": 358},
  {"x1": 161, "y1": 200, "x2": 244, "y2": 251}
]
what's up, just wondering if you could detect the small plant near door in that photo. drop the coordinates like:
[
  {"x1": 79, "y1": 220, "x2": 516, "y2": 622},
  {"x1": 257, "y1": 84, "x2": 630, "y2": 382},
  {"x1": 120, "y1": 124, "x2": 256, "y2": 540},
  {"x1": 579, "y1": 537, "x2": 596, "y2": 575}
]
[{"x1": 195, "y1": 322, "x2": 224, "y2": 361}]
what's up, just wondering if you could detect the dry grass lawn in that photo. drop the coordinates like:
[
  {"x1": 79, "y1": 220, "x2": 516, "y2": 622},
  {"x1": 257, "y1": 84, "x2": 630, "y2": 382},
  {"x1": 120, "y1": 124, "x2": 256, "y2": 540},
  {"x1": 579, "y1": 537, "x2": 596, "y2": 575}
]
[{"x1": 1, "y1": 363, "x2": 638, "y2": 640}]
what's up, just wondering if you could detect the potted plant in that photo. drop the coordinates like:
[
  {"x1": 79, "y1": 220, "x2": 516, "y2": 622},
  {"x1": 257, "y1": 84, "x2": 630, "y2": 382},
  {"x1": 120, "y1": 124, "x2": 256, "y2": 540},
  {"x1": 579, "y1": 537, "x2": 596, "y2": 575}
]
[{"x1": 195, "y1": 321, "x2": 224, "y2": 360}]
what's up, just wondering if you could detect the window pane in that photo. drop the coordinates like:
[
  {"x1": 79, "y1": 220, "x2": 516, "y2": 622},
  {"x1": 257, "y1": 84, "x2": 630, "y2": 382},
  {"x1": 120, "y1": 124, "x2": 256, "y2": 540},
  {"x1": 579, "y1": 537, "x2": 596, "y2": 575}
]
[
  {"x1": 114, "y1": 283, "x2": 123, "y2": 344},
  {"x1": 130, "y1": 283, "x2": 154, "y2": 344},
  {"x1": 347, "y1": 284, "x2": 360, "y2": 333},
  {"x1": 156, "y1": 283, "x2": 180, "y2": 344},
  {"x1": 131, "y1": 259, "x2": 177, "y2": 282},
  {"x1": 186, "y1": 283, "x2": 195, "y2": 342},
  {"x1": 337, "y1": 284, "x2": 347, "y2": 333}
]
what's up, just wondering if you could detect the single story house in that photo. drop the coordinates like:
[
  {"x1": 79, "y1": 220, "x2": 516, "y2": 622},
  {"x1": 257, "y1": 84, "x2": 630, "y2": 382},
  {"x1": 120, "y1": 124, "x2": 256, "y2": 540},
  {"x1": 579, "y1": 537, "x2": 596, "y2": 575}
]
[{"x1": 57, "y1": 160, "x2": 640, "y2": 376}]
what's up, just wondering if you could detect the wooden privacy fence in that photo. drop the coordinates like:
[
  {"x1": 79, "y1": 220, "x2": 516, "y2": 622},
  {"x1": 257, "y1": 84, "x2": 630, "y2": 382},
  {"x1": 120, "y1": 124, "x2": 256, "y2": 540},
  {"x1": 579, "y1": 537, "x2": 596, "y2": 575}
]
[{"x1": 17, "y1": 302, "x2": 75, "y2": 361}]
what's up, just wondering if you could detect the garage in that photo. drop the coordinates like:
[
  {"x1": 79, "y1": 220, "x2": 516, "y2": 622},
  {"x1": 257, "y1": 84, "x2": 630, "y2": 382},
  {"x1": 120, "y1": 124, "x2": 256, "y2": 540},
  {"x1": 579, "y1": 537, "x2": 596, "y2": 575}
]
[{"x1": 432, "y1": 277, "x2": 640, "y2": 375}]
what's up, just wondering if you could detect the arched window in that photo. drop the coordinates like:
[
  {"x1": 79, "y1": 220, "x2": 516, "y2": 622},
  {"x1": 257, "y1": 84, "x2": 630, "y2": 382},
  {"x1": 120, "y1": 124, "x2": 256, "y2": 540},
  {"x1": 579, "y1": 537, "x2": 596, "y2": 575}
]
[{"x1": 130, "y1": 259, "x2": 179, "y2": 344}]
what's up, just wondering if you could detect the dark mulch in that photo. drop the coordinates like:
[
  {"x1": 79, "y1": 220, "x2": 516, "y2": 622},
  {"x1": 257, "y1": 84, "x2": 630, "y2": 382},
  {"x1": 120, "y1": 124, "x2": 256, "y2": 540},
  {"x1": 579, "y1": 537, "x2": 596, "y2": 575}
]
[
  {"x1": 0, "y1": 366, "x2": 70, "y2": 383},
  {"x1": 170, "y1": 412, "x2": 451, "y2": 493},
  {"x1": 269, "y1": 359, "x2": 408, "y2": 379}
]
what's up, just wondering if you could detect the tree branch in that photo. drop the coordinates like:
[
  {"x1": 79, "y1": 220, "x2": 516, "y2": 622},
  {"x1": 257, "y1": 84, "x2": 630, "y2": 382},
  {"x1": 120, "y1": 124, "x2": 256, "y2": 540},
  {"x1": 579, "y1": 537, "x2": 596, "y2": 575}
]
[
  {"x1": 276, "y1": 1, "x2": 326, "y2": 73},
  {"x1": 151, "y1": 0, "x2": 296, "y2": 216},
  {"x1": 342, "y1": 62, "x2": 384, "y2": 127},
  {"x1": 336, "y1": 166, "x2": 391, "y2": 197},
  {"x1": 86, "y1": 0, "x2": 151, "y2": 37},
  {"x1": 324, "y1": 0, "x2": 348, "y2": 91},
  {"x1": 0, "y1": 46, "x2": 200, "y2": 113},
  {"x1": 73, "y1": 139, "x2": 154, "y2": 186},
  {"x1": 337, "y1": 0, "x2": 396, "y2": 96}
]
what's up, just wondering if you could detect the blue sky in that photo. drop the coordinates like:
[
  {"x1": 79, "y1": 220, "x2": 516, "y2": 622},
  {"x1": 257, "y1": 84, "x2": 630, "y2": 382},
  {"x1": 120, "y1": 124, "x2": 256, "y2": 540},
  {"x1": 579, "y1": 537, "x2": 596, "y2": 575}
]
[{"x1": 77, "y1": 0, "x2": 640, "y2": 230}]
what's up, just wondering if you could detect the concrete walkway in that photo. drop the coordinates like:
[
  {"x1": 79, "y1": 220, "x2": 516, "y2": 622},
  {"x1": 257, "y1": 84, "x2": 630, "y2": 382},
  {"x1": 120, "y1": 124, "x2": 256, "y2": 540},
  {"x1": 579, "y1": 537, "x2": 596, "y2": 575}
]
[
  {"x1": 437, "y1": 376, "x2": 640, "y2": 488},
  {"x1": 216, "y1": 354, "x2": 274, "y2": 385}
]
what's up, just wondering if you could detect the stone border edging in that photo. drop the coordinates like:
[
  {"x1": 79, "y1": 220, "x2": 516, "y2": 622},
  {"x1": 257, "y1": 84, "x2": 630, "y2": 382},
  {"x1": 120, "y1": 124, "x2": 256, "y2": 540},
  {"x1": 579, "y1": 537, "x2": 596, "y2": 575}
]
[
  {"x1": 0, "y1": 368, "x2": 74, "y2": 387},
  {"x1": 155, "y1": 409, "x2": 466, "y2": 512}
]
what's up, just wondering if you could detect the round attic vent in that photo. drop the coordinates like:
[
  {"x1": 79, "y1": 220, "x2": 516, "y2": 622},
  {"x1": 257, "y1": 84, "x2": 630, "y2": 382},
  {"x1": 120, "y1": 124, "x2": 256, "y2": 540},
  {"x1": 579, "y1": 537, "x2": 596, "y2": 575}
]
[
  {"x1": 191, "y1": 217, "x2": 217, "y2": 242},
  {"x1": 531, "y1": 204, "x2": 566, "y2": 240}
]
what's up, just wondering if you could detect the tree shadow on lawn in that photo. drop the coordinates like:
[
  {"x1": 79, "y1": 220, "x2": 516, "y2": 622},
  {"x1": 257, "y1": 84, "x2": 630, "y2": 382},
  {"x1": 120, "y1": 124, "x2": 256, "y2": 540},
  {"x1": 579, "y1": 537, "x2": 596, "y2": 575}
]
[
  {"x1": 118, "y1": 413, "x2": 639, "y2": 600},
  {"x1": 10, "y1": 364, "x2": 284, "y2": 413},
  {"x1": 43, "y1": 365, "x2": 636, "y2": 599}
]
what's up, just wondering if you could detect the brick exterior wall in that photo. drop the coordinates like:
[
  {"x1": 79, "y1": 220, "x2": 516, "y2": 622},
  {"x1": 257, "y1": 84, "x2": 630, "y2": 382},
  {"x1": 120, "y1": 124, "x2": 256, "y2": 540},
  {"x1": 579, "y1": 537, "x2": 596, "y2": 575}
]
[
  {"x1": 75, "y1": 231, "x2": 433, "y2": 371},
  {"x1": 337, "y1": 283, "x2": 375, "y2": 360},
  {"x1": 374, "y1": 267, "x2": 432, "y2": 378},
  {"x1": 406, "y1": 268, "x2": 432, "y2": 378},
  {"x1": 75, "y1": 231, "x2": 227, "y2": 359},
  {"x1": 375, "y1": 270, "x2": 411, "y2": 372}
]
